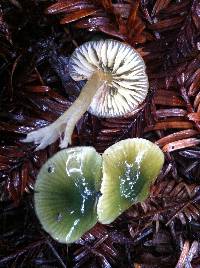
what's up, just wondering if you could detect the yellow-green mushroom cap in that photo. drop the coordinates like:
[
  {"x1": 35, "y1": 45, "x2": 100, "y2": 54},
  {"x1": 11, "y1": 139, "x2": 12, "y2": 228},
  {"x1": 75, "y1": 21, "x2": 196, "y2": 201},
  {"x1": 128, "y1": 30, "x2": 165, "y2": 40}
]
[
  {"x1": 97, "y1": 138, "x2": 164, "y2": 224},
  {"x1": 34, "y1": 147, "x2": 102, "y2": 244}
]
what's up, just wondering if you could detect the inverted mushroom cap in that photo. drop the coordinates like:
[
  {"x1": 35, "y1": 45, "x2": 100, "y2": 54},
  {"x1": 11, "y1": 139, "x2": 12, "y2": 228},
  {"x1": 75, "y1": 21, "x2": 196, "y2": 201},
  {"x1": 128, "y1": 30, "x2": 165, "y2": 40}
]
[
  {"x1": 69, "y1": 39, "x2": 149, "y2": 118},
  {"x1": 97, "y1": 138, "x2": 164, "y2": 224},
  {"x1": 34, "y1": 147, "x2": 102, "y2": 244}
]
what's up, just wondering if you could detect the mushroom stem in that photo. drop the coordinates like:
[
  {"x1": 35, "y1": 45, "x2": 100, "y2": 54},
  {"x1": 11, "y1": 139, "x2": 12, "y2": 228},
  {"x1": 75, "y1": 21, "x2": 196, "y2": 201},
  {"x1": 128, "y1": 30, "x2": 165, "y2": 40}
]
[
  {"x1": 59, "y1": 71, "x2": 106, "y2": 148},
  {"x1": 22, "y1": 71, "x2": 108, "y2": 150}
]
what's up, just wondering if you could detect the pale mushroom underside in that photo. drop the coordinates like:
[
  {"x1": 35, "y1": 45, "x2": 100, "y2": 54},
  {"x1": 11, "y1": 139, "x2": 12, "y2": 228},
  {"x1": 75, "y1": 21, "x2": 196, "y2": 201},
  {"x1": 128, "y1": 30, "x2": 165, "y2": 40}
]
[
  {"x1": 22, "y1": 39, "x2": 149, "y2": 150},
  {"x1": 69, "y1": 39, "x2": 149, "y2": 117}
]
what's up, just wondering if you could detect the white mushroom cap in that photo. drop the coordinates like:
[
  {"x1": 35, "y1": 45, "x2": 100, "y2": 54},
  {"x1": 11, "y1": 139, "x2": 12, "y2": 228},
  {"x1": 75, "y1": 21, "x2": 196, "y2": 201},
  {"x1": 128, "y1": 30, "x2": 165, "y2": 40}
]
[{"x1": 68, "y1": 39, "x2": 149, "y2": 118}]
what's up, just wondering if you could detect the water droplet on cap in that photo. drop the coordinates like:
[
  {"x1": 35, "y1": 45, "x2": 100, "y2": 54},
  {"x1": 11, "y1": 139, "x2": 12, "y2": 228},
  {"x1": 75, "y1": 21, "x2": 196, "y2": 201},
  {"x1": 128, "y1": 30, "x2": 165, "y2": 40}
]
[
  {"x1": 56, "y1": 212, "x2": 63, "y2": 222},
  {"x1": 47, "y1": 164, "x2": 55, "y2": 173}
]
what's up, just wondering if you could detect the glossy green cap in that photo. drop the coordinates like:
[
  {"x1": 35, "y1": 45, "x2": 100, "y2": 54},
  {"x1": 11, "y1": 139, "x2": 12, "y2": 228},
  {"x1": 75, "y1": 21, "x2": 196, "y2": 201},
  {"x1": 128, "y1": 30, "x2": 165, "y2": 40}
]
[
  {"x1": 34, "y1": 147, "x2": 102, "y2": 243},
  {"x1": 97, "y1": 138, "x2": 164, "y2": 224}
]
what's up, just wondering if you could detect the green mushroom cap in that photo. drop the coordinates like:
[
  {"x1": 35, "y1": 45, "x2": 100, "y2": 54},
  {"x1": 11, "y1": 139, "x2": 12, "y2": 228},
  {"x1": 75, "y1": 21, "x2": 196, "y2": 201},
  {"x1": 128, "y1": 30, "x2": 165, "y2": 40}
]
[
  {"x1": 34, "y1": 138, "x2": 164, "y2": 243},
  {"x1": 97, "y1": 138, "x2": 164, "y2": 224},
  {"x1": 34, "y1": 147, "x2": 102, "y2": 244}
]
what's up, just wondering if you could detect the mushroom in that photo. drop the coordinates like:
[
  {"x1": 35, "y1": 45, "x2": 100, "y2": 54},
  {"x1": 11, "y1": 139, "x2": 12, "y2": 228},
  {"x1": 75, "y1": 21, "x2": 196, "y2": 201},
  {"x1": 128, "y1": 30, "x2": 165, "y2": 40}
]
[
  {"x1": 22, "y1": 39, "x2": 149, "y2": 150},
  {"x1": 97, "y1": 138, "x2": 164, "y2": 224},
  {"x1": 34, "y1": 146, "x2": 102, "y2": 243},
  {"x1": 34, "y1": 138, "x2": 164, "y2": 243}
]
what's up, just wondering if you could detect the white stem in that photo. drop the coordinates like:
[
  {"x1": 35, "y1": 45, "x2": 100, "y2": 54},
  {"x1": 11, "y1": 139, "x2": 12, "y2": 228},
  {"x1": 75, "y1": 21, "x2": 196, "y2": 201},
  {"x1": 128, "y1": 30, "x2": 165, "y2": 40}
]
[
  {"x1": 59, "y1": 71, "x2": 105, "y2": 148},
  {"x1": 22, "y1": 71, "x2": 105, "y2": 150}
]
